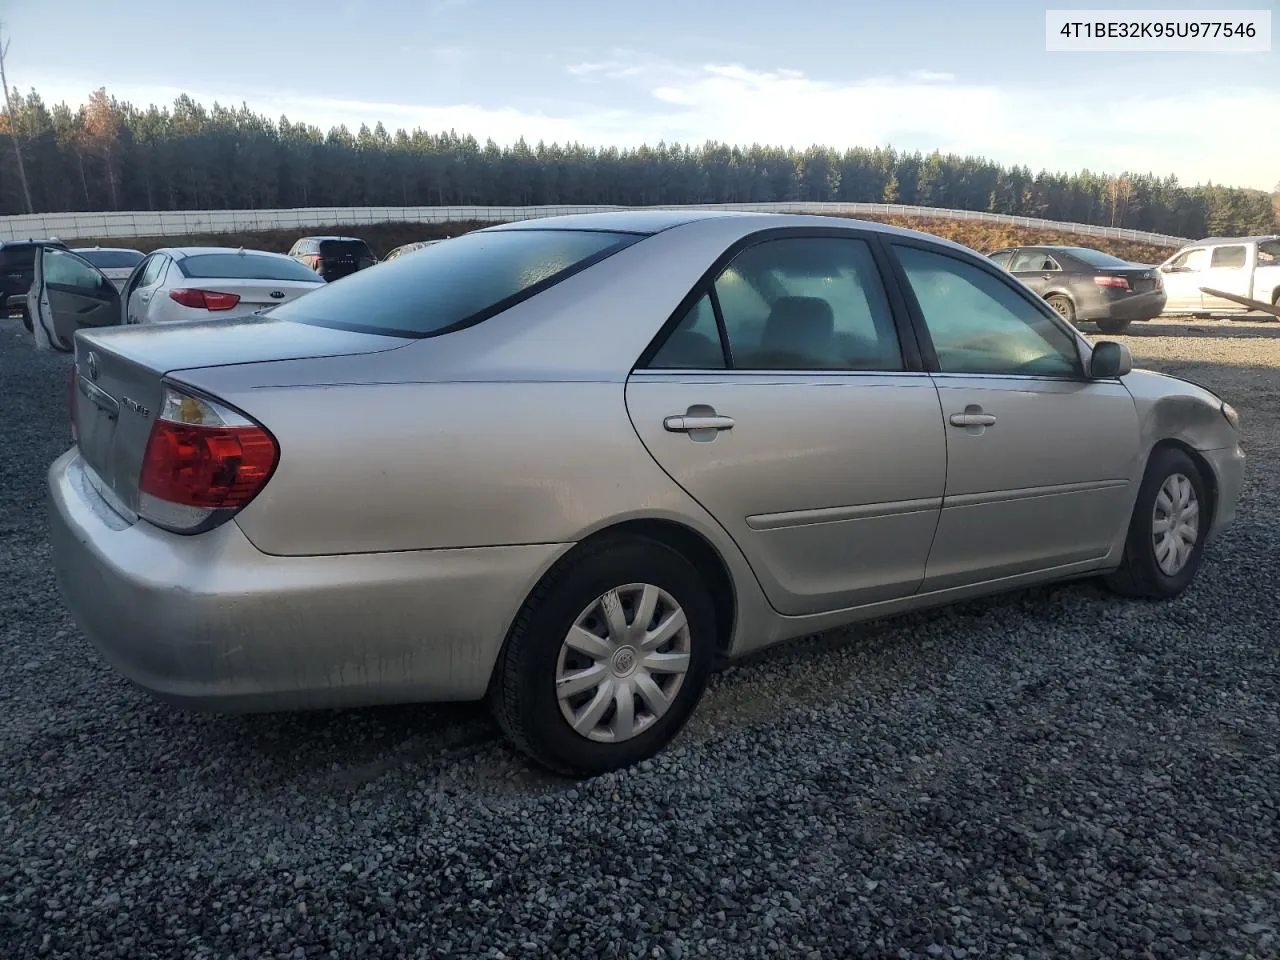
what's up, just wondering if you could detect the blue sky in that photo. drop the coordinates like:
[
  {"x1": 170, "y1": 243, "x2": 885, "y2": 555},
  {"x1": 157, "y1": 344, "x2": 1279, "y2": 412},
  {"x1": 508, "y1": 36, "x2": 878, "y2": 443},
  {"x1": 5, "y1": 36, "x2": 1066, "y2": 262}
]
[{"x1": 5, "y1": 0, "x2": 1277, "y2": 189}]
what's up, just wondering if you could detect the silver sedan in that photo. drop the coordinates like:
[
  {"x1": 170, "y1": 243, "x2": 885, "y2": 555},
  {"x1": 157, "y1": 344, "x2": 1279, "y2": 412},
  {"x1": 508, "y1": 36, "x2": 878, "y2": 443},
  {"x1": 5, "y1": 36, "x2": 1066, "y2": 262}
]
[{"x1": 43, "y1": 211, "x2": 1245, "y2": 776}]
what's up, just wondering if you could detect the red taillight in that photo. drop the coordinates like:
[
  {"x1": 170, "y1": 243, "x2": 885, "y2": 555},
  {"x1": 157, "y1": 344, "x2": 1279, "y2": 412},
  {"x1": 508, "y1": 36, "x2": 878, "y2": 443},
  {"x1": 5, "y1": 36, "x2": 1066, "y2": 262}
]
[
  {"x1": 303, "y1": 255, "x2": 323, "y2": 271},
  {"x1": 137, "y1": 386, "x2": 278, "y2": 533},
  {"x1": 169, "y1": 288, "x2": 242, "y2": 311},
  {"x1": 68, "y1": 365, "x2": 78, "y2": 442},
  {"x1": 1094, "y1": 275, "x2": 1131, "y2": 290}
]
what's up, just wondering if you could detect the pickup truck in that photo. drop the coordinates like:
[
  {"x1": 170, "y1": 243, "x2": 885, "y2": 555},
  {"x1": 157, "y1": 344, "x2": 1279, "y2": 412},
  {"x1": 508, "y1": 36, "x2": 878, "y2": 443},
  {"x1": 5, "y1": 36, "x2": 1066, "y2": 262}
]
[{"x1": 1157, "y1": 235, "x2": 1280, "y2": 317}]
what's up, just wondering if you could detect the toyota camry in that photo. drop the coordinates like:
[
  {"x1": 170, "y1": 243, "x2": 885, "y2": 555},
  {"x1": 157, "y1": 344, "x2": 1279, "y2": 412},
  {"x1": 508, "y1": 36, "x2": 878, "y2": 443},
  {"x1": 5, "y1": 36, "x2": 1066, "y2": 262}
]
[{"x1": 43, "y1": 211, "x2": 1245, "y2": 776}]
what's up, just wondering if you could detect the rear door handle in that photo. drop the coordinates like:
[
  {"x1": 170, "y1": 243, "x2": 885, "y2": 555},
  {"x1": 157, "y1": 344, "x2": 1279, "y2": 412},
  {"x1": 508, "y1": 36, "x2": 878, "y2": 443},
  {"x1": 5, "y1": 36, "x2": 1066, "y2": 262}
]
[
  {"x1": 949, "y1": 413, "x2": 997, "y2": 427},
  {"x1": 664, "y1": 415, "x2": 735, "y2": 432}
]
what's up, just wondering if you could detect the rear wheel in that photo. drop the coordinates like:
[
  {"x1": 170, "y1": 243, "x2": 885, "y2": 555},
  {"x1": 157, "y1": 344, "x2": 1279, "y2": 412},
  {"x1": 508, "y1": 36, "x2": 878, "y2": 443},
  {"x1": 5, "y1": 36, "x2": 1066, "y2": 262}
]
[
  {"x1": 488, "y1": 535, "x2": 716, "y2": 777},
  {"x1": 1104, "y1": 446, "x2": 1208, "y2": 600},
  {"x1": 1046, "y1": 294, "x2": 1075, "y2": 324},
  {"x1": 1095, "y1": 318, "x2": 1132, "y2": 335}
]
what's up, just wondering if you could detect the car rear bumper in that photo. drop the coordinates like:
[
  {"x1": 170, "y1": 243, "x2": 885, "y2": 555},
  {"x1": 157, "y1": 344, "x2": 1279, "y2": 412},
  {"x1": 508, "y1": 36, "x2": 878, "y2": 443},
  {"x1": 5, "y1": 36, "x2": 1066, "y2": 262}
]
[
  {"x1": 47, "y1": 449, "x2": 568, "y2": 712},
  {"x1": 1077, "y1": 289, "x2": 1167, "y2": 321},
  {"x1": 1201, "y1": 443, "x2": 1245, "y2": 541}
]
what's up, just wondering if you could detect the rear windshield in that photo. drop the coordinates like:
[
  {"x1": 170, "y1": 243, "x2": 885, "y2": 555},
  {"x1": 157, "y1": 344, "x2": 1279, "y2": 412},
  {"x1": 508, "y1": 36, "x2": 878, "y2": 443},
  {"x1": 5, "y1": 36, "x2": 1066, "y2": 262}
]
[
  {"x1": 1062, "y1": 247, "x2": 1132, "y2": 268},
  {"x1": 178, "y1": 253, "x2": 322, "y2": 282},
  {"x1": 273, "y1": 228, "x2": 643, "y2": 338},
  {"x1": 74, "y1": 249, "x2": 145, "y2": 269},
  {"x1": 0, "y1": 247, "x2": 38, "y2": 270},
  {"x1": 318, "y1": 239, "x2": 374, "y2": 259}
]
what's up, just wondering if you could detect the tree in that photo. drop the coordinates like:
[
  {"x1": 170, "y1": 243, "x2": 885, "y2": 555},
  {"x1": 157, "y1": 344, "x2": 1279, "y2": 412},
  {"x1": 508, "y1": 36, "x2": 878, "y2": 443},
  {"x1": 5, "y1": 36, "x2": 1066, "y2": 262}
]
[{"x1": 0, "y1": 22, "x2": 33, "y2": 213}]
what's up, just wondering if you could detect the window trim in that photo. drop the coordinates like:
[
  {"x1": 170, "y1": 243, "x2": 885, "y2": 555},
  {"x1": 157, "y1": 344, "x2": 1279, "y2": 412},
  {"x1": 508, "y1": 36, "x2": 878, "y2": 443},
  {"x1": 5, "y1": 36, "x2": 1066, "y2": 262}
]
[
  {"x1": 881, "y1": 235, "x2": 1091, "y2": 383},
  {"x1": 634, "y1": 226, "x2": 926, "y2": 376}
]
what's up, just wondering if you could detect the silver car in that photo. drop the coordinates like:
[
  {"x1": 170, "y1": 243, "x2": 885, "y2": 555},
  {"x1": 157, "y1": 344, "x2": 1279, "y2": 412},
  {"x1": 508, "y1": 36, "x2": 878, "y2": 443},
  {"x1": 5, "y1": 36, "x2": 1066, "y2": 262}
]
[{"x1": 44, "y1": 211, "x2": 1245, "y2": 776}]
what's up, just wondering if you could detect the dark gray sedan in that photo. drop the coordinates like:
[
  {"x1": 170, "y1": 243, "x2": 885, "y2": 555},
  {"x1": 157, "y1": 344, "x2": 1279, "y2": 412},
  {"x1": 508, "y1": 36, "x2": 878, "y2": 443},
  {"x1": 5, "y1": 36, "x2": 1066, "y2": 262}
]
[{"x1": 988, "y1": 245, "x2": 1167, "y2": 334}]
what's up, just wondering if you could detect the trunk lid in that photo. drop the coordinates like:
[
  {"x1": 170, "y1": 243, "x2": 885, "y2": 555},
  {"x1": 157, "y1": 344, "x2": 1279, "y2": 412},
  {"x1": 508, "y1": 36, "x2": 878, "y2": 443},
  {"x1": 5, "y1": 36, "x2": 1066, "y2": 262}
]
[
  {"x1": 177, "y1": 277, "x2": 323, "y2": 310},
  {"x1": 1101, "y1": 267, "x2": 1162, "y2": 294},
  {"x1": 71, "y1": 316, "x2": 411, "y2": 517}
]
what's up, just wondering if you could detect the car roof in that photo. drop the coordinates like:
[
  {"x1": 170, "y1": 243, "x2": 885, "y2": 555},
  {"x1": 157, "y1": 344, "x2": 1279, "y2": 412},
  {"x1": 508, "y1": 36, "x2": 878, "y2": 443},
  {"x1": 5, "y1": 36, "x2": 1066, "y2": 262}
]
[
  {"x1": 300, "y1": 235, "x2": 369, "y2": 243},
  {"x1": 72, "y1": 246, "x2": 143, "y2": 254},
  {"x1": 485, "y1": 209, "x2": 978, "y2": 253},
  {"x1": 151, "y1": 246, "x2": 299, "y2": 259},
  {"x1": 0, "y1": 238, "x2": 68, "y2": 248},
  {"x1": 1193, "y1": 235, "x2": 1280, "y2": 246}
]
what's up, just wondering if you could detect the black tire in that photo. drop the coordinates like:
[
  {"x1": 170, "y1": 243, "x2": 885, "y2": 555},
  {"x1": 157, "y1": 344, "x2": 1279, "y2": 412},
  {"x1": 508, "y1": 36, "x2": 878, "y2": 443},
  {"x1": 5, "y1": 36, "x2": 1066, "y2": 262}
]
[
  {"x1": 1046, "y1": 294, "x2": 1075, "y2": 323},
  {"x1": 1104, "y1": 446, "x2": 1209, "y2": 600},
  {"x1": 1095, "y1": 318, "x2": 1132, "y2": 335},
  {"x1": 488, "y1": 534, "x2": 716, "y2": 777}
]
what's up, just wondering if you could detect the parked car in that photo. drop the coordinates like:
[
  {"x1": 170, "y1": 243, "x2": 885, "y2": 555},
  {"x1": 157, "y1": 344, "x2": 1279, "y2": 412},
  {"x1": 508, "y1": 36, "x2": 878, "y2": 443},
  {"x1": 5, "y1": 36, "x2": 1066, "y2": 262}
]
[
  {"x1": 1156, "y1": 235, "x2": 1280, "y2": 316},
  {"x1": 72, "y1": 247, "x2": 145, "y2": 292},
  {"x1": 987, "y1": 245, "x2": 1166, "y2": 334},
  {"x1": 2, "y1": 238, "x2": 70, "y2": 330},
  {"x1": 42, "y1": 211, "x2": 1244, "y2": 776},
  {"x1": 288, "y1": 236, "x2": 378, "y2": 282},
  {"x1": 26, "y1": 246, "x2": 327, "y2": 349},
  {"x1": 384, "y1": 239, "x2": 444, "y2": 262}
]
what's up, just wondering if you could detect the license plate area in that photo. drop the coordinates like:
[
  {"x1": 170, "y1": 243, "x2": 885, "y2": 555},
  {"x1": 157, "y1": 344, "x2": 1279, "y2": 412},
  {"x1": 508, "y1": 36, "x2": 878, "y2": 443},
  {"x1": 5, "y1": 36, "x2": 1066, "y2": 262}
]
[{"x1": 76, "y1": 376, "x2": 119, "y2": 488}]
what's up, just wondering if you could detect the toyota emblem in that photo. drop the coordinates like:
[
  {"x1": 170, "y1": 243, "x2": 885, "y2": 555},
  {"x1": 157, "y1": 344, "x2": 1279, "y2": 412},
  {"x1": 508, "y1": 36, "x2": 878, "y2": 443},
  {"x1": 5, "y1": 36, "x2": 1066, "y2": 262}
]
[{"x1": 86, "y1": 352, "x2": 99, "y2": 381}]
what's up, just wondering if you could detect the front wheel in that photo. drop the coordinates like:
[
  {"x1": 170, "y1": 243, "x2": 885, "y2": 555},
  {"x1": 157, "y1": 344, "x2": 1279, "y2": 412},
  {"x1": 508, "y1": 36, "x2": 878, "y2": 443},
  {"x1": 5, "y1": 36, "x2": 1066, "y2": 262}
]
[
  {"x1": 1095, "y1": 318, "x2": 1132, "y2": 335},
  {"x1": 488, "y1": 535, "x2": 716, "y2": 777},
  {"x1": 1104, "y1": 447, "x2": 1209, "y2": 600},
  {"x1": 1046, "y1": 294, "x2": 1075, "y2": 324}
]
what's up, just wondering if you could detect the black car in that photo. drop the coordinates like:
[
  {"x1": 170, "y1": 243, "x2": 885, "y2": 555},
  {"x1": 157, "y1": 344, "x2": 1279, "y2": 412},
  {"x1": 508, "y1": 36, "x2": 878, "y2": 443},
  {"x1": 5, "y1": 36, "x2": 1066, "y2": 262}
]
[
  {"x1": 287, "y1": 236, "x2": 377, "y2": 282},
  {"x1": 987, "y1": 245, "x2": 1166, "y2": 334},
  {"x1": 2, "y1": 238, "x2": 71, "y2": 330}
]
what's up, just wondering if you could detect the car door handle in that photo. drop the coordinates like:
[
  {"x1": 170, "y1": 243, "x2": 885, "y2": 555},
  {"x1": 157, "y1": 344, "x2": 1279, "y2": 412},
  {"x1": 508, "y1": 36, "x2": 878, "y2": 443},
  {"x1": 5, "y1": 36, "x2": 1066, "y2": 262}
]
[
  {"x1": 664, "y1": 415, "x2": 735, "y2": 432},
  {"x1": 949, "y1": 413, "x2": 997, "y2": 427}
]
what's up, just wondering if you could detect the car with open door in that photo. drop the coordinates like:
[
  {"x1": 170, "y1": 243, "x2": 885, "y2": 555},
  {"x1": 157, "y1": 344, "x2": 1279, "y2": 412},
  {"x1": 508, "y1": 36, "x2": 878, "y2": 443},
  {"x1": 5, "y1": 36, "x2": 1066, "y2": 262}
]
[
  {"x1": 26, "y1": 244, "x2": 126, "y2": 351},
  {"x1": 46, "y1": 211, "x2": 1244, "y2": 777}
]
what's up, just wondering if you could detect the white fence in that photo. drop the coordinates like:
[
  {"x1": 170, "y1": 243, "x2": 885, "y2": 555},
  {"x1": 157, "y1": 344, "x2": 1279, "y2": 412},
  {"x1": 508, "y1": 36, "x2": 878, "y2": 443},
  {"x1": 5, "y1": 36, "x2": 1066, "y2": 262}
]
[{"x1": 0, "y1": 202, "x2": 1193, "y2": 247}]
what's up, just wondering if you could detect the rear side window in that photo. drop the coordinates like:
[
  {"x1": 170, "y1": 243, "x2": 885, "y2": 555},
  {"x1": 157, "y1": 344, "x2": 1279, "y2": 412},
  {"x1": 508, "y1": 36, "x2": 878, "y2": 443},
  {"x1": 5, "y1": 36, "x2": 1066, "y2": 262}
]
[
  {"x1": 178, "y1": 253, "x2": 322, "y2": 282},
  {"x1": 1210, "y1": 245, "x2": 1247, "y2": 269},
  {"x1": 75, "y1": 249, "x2": 145, "y2": 269},
  {"x1": 318, "y1": 239, "x2": 374, "y2": 259},
  {"x1": 273, "y1": 228, "x2": 643, "y2": 338},
  {"x1": 1061, "y1": 247, "x2": 1131, "y2": 268}
]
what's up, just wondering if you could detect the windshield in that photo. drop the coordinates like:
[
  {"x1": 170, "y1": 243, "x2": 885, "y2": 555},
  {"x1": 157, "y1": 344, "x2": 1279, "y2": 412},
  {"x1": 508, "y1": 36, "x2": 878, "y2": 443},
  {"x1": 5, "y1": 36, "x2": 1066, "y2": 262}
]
[
  {"x1": 178, "y1": 253, "x2": 323, "y2": 282},
  {"x1": 1062, "y1": 247, "x2": 1132, "y2": 268},
  {"x1": 272, "y1": 228, "x2": 643, "y2": 338},
  {"x1": 74, "y1": 249, "x2": 144, "y2": 269}
]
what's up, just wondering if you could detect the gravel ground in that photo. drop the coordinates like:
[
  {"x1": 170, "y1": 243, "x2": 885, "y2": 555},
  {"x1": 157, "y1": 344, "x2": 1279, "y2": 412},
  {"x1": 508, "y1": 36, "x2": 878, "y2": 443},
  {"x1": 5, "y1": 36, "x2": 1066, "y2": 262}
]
[{"x1": 1, "y1": 318, "x2": 1278, "y2": 960}]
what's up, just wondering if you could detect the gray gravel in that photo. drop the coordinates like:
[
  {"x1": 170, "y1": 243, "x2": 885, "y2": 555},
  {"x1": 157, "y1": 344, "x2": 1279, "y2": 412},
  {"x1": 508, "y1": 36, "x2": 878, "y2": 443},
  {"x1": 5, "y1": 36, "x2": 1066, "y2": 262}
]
[{"x1": 2, "y1": 318, "x2": 1278, "y2": 960}]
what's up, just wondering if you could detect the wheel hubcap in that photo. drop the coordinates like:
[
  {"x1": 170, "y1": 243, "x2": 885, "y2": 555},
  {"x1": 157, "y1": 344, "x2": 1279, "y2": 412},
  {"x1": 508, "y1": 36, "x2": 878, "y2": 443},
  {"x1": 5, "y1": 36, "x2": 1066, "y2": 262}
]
[
  {"x1": 555, "y1": 583, "x2": 692, "y2": 744},
  {"x1": 1052, "y1": 299, "x2": 1070, "y2": 318},
  {"x1": 1152, "y1": 473, "x2": 1200, "y2": 576}
]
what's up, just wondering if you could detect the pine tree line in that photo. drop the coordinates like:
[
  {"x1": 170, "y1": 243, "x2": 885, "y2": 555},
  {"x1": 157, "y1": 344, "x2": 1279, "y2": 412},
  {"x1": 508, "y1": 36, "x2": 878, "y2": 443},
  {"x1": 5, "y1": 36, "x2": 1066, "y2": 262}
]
[{"x1": 1, "y1": 87, "x2": 1275, "y2": 239}]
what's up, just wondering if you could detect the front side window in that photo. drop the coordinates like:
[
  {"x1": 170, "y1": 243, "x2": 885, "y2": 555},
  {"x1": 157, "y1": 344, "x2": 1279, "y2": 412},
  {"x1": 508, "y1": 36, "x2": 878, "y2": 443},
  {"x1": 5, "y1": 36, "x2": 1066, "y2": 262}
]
[
  {"x1": 273, "y1": 228, "x2": 642, "y2": 338},
  {"x1": 713, "y1": 237, "x2": 903, "y2": 371},
  {"x1": 893, "y1": 244, "x2": 1082, "y2": 378},
  {"x1": 43, "y1": 248, "x2": 111, "y2": 295},
  {"x1": 1169, "y1": 249, "x2": 1209, "y2": 272}
]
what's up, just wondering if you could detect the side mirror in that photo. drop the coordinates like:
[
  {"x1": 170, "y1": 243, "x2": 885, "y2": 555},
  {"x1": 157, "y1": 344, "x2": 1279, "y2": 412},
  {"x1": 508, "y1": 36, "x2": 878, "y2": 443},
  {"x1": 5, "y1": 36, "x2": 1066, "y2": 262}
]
[{"x1": 1090, "y1": 340, "x2": 1133, "y2": 379}]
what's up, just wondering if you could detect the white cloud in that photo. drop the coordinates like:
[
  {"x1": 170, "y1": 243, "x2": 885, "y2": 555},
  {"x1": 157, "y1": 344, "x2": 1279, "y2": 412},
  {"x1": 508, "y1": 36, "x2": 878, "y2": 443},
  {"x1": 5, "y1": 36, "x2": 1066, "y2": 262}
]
[{"x1": 25, "y1": 57, "x2": 1280, "y2": 190}]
